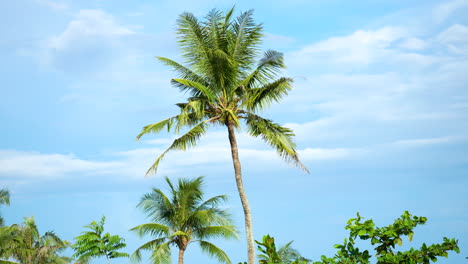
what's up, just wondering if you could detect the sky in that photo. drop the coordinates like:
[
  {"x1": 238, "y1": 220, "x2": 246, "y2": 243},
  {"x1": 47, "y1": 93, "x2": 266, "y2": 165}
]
[{"x1": 1, "y1": 0, "x2": 467, "y2": 263}]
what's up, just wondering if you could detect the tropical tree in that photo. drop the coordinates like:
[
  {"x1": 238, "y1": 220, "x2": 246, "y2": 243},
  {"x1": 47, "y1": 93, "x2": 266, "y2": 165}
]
[
  {"x1": 0, "y1": 188, "x2": 10, "y2": 226},
  {"x1": 1, "y1": 216, "x2": 70, "y2": 264},
  {"x1": 256, "y1": 235, "x2": 310, "y2": 264},
  {"x1": 313, "y1": 211, "x2": 459, "y2": 263},
  {"x1": 72, "y1": 216, "x2": 128, "y2": 264},
  {"x1": 136, "y1": 8, "x2": 308, "y2": 264},
  {"x1": 131, "y1": 176, "x2": 237, "y2": 264}
]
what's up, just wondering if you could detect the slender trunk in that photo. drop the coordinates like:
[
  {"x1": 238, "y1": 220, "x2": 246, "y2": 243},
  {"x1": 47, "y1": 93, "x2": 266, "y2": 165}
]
[
  {"x1": 226, "y1": 122, "x2": 255, "y2": 264},
  {"x1": 106, "y1": 255, "x2": 111, "y2": 264},
  {"x1": 178, "y1": 248, "x2": 185, "y2": 264}
]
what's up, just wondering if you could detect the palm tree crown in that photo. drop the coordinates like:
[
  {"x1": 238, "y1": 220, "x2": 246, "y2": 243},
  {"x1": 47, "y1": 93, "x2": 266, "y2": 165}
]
[
  {"x1": 131, "y1": 176, "x2": 237, "y2": 264},
  {"x1": 137, "y1": 8, "x2": 307, "y2": 175},
  {"x1": 1, "y1": 217, "x2": 70, "y2": 264}
]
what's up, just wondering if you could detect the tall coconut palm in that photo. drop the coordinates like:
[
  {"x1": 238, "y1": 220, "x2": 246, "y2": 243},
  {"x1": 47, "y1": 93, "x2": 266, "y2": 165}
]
[
  {"x1": 0, "y1": 189, "x2": 10, "y2": 226},
  {"x1": 136, "y1": 8, "x2": 308, "y2": 264},
  {"x1": 72, "y1": 216, "x2": 128, "y2": 264},
  {"x1": 130, "y1": 176, "x2": 237, "y2": 264}
]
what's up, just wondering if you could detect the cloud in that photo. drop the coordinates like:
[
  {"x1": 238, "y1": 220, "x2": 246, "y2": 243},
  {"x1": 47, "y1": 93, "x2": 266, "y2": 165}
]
[
  {"x1": 288, "y1": 27, "x2": 409, "y2": 69},
  {"x1": 42, "y1": 9, "x2": 135, "y2": 73},
  {"x1": 437, "y1": 24, "x2": 468, "y2": 54},
  {"x1": 0, "y1": 150, "x2": 121, "y2": 179},
  {"x1": 392, "y1": 136, "x2": 464, "y2": 147},
  {"x1": 433, "y1": 0, "x2": 468, "y2": 23},
  {"x1": 34, "y1": 0, "x2": 68, "y2": 11}
]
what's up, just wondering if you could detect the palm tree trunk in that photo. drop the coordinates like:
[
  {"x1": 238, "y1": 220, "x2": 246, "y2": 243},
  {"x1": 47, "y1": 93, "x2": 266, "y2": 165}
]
[
  {"x1": 178, "y1": 248, "x2": 185, "y2": 264},
  {"x1": 227, "y1": 122, "x2": 255, "y2": 264},
  {"x1": 106, "y1": 255, "x2": 111, "y2": 264}
]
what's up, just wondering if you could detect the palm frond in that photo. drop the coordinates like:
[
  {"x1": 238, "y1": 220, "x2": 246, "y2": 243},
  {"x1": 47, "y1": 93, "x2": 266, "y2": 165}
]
[
  {"x1": 171, "y1": 79, "x2": 216, "y2": 101},
  {"x1": 130, "y1": 238, "x2": 170, "y2": 264},
  {"x1": 145, "y1": 120, "x2": 209, "y2": 176},
  {"x1": 243, "y1": 50, "x2": 285, "y2": 89},
  {"x1": 130, "y1": 223, "x2": 171, "y2": 238},
  {"x1": 198, "y1": 240, "x2": 232, "y2": 264},
  {"x1": 0, "y1": 189, "x2": 10, "y2": 206},
  {"x1": 246, "y1": 77, "x2": 293, "y2": 111},
  {"x1": 177, "y1": 12, "x2": 210, "y2": 66},
  {"x1": 149, "y1": 241, "x2": 172, "y2": 264},
  {"x1": 245, "y1": 114, "x2": 309, "y2": 173},
  {"x1": 194, "y1": 225, "x2": 238, "y2": 240},
  {"x1": 156, "y1": 57, "x2": 207, "y2": 85},
  {"x1": 136, "y1": 116, "x2": 178, "y2": 141},
  {"x1": 230, "y1": 9, "x2": 263, "y2": 70}
]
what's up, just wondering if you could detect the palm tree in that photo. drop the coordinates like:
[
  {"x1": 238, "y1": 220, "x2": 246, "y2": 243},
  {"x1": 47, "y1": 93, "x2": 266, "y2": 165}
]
[
  {"x1": 136, "y1": 8, "x2": 308, "y2": 264},
  {"x1": 130, "y1": 176, "x2": 237, "y2": 264},
  {"x1": 0, "y1": 189, "x2": 10, "y2": 226},
  {"x1": 256, "y1": 235, "x2": 310, "y2": 264},
  {"x1": 1, "y1": 217, "x2": 70, "y2": 264},
  {"x1": 72, "y1": 216, "x2": 128, "y2": 264}
]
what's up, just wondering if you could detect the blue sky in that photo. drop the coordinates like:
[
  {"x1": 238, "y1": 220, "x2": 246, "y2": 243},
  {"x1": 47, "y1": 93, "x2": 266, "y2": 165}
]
[{"x1": 1, "y1": 0, "x2": 467, "y2": 263}]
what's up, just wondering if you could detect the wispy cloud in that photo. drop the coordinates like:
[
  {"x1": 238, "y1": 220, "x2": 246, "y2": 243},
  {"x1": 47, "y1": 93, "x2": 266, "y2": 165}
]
[
  {"x1": 392, "y1": 136, "x2": 464, "y2": 147},
  {"x1": 433, "y1": 0, "x2": 468, "y2": 23},
  {"x1": 34, "y1": 0, "x2": 68, "y2": 11}
]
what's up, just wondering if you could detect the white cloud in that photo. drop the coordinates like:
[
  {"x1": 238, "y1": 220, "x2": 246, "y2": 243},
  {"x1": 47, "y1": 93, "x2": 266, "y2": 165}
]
[
  {"x1": 47, "y1": 9, "x2": 134, "y2": 51},
  {"x1": 288, "y1": 27, "x2": 408, "y2": 68},
  {"x1": 34, "y1": 0, "x2": 68, "y2": 11},
  {"x1": 433, "y1": 0, "x2": 468, "y2": 23},
  {"x1": 437, "y1": 24, "x2": 468, "y2": 54},
  {"x1": 42, "y1": 9, "x2": 136, "y2": 73},
  {"x1": 398, "y1": 37, "x2": 427, "y2": 50},
  {"x1": 0, "y1": 150, "x2": 121, "y2": 179},
  {"x1": 392, "y1": 136, "x2": 463, "y2": 147}
]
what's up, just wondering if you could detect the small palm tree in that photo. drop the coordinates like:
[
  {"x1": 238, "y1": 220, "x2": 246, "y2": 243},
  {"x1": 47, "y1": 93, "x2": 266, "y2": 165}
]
[
  {"x1": 136, "y1": 8, "x2": 308, "y2": 264},
  {"x1": 72, "y1": 216, "x2": 128, "y2": 264},
  {"x1": 2, "y1": 216, "x2": 70, "y2": 264},
  {"x1": 131, "y1": 176, "x2": 237, "y2": 264},
  {"x1": 256, "y1": 235, "x2": 310, "y2": 264}
]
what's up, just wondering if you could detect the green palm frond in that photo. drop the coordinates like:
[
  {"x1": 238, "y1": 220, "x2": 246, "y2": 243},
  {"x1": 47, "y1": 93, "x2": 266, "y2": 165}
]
[
  {"x1": 171, "y1": 79, "x2": 216, "y2": 102},
  {"x1": 130, "y1": 223, "x2": 170, "y2": 238},
  {"x1": 0, "y1": 260, "x2": 19, "y2": 264},
  {"x1": 246, "y1": 77, "x2": 293, "y2": 111},
  {"x1": 195, "y1": 225, "x2": 238, "y2": 240},
  {"x1": 198, "y1": 240, "x2": 232, "y2": 264},
  {"x1": 136, "y1": 116, "x2": 178, "y2": 140},
  {"x1": 145, "y1": 120, "x2": 209, "y2": 176},
  {"x1": 195, "y1": 195, "x2": 228, "y2": 210},
  {"x1": 243, "y1": 50, "x2": 285, "y2": 89},
  {"x1": 245, "y1": 114, "x2": 309, "y2": 173},
  {"x1": 149, "y1": 241, "x2": 171, "y2": 264},
  {"x1": 177, "y1": 12, "x2": 210, "y2": 66},
  {"x1": 131, "y1": 237, "x2": 170, "y2": 264},
  {"x1": 156, "y1": 57, "x2": 207, "y2": 85},
  {"x1": 0, "y1": 189, "x2": 9, "y2": 206},
  {"x1": 231, "y1": 9, "x2": 263, "y2": 69}
]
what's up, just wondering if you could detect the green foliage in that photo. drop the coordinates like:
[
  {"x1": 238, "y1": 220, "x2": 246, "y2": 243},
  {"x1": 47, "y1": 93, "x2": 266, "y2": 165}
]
[
  {"x1": 136, "y1": 7, "x2": 307, "y2": 176},
  {"x1": 0, "y1": 188, "x2": 10, "y2": 226},
  {"x1": 313, "y1": 211, "x2": 459, "y2": 264},
  {"x1": 72, "y1": 216, "x2": 128, "y2": 264},
  {"x1": 256, "y1": 235, "x2": 310, "y2": 264},
  {"x1": 0, "y1": 217, "x2": 70, "y2": 264},
  {"x1": 130, "y1": 176, "x2": 237, "y2": 264}
]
